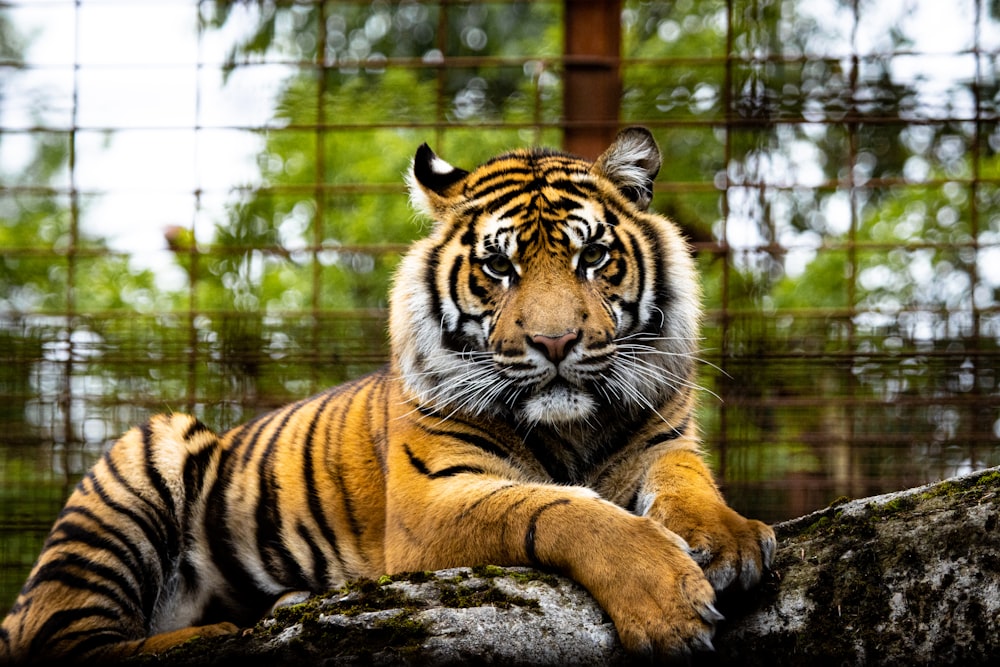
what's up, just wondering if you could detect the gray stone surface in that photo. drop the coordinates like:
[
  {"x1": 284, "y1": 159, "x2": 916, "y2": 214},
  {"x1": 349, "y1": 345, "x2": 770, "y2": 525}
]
[
  {"x1": 254, "y1": 567, "x2": 626, "y2": 665},
  {"x1": 145, "y1": 466, "x2": 1000, "y2": 666}
]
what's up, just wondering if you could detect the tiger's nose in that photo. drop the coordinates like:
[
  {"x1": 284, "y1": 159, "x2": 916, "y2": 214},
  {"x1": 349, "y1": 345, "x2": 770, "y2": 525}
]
[{"x1": 529, "y1": 331, "x2": 579, "y2": 363}]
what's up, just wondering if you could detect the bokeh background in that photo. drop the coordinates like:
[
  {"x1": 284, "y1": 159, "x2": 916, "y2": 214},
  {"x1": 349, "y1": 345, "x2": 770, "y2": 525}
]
[{"x1": 3, "y1": 0, "x2": 1000, "y2": 610}]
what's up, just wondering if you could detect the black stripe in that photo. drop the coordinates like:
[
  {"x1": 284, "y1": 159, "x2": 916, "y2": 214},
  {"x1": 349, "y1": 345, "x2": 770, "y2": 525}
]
[
  {"x1": 236, "y1": 405, "x2": 292, "y2": 464},
  {"x1": 423, "y1": 222, "x2": 466, "y2": 344},
  {"x1": 204, "y1": 452, "x2": 275, "y2": 615},
  {"x1": 298, "y1": 521, "x2": 329, "y2": 589},
  {"x1": 255, "y1": 403, "x2": 311, "y2": 589},
  {"x1": 140, "y1": 421, "x2": 178, "y2": 523},
  {"x1": 204, "y1": 402, "x2": 297, "y2": 596},
  {"x1": 83, "y1": 473, "x2": 168, "y2": 578},
  {"x1": 102, "y1": 455, "x2": 178, "y2": 565},
  {"x1": 182, "y1": 443, "x2": 217, "y2": 511},
  {"x1": 21, "y1": 554, "x2": 127, "y2": 609},
  {"x1": 45, "y1": 521, "x2": 139, "y2": 571},
  {"x1": 7, "y1": 596, "x2": 25, "y2": 616},
  {"x1": 303, "y1": 389, "x2": 347, "y2": 580},
  {"x1": 467, "y1": 258, "x2": 490, "y2": 298},
  {"x1": 332, "y1": 388, "x2": 364, "y2": 540},
  {"x1": 480, "y1": 184, "x2": 534, "y2": 218},
  {"x1": 425, "y1": 245, "x2": 444, "y2": 327},
  {"x1": 24, "y1": 558, "x2": 139, "y2": 618},
  {"x1": 603, "y1": 207, "x2": 620, "y2": 229},
  {"x1": 549, "y1": 194, "x2": 590, "y2": 215},
  {"x1": 524, "y1": 499, "x2": 571, "y2": 566},
  {"x1": 403, "y1": 444, "x2": 485, "y2": 479},
  {"x1": 488, "y1": 187, "x2": 538, "y2": 220},
  {"x1": 182, "y1": 417, "x2": 213, "y2": 442},
  {"x1": 416, "y1": 404, "x2": 442, "y2": 419},
  {"x1": 603, "y1": 255, "x2": 628, "y2": 287},
  {"x1": 57, "y1": 506, "x2": 145, "y2": 573},
  {"x1": 228, "y1": 413, "x2": 268, "y2": 461},
  {"x1": 404, "y1": 445, "x2": 431, "y2": 476},
  {"x1": 428, "y1": 465, "x2": 486, "y2": 479},
  {"x1": 55, "y1": 628, "x2": 128, "y2": 659},
  {"x1": 441, "y1": 256, "x2": 473, "y2": 352},
  {"x1": 28, "y1": 606, "x2": 118, "y2": 657},
  {"x1": 642, "y1": 419, "x2": 689, "y2": 450},
  {"x1": 633, "y1": 217, "x2": 672, "y2": 333},
  {"x1": 447, "y1": 255, "x2": 464, "y2": 310},
  {"x1": 470, "y1": 173, "x2": 533, "y2": 200},
  {"x1": 415, "y1": 424, "x2": 511, "y2": 462},
  {"x1": 39, "y1": 525, "x2": 147, "y2": 614},
  {"x1": 620, "y1": 229, "x2": 647, "y2": 322}
]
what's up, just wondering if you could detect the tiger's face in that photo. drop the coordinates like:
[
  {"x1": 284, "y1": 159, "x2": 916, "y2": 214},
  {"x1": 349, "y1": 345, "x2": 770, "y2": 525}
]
[{"x1": 392, "y1": 128, "x2": 701, "y2": 429}]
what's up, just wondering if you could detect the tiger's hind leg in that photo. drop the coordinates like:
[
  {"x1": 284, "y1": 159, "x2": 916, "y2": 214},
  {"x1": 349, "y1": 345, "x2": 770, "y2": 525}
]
[{"x1": 0, "y1": 413, "x2": 230, "y2": 663}]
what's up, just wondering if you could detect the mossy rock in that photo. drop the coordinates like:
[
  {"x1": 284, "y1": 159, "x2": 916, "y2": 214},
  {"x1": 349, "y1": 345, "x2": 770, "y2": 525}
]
[
  {"x1": 132, "y1": 566, "x2": 623, "y2": 666},
  {"x1": 132, "y1": 466, "x2": 1000, "y2": 666}
]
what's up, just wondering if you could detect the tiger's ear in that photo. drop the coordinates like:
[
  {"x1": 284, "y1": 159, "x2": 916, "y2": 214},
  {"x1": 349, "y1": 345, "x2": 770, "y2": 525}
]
[
  {"x1": 407, "y1": 143, "x2": 470, "y2": 219},
  {"x1": 591, "y1": 127, "x2": 662, "y2": 211}
]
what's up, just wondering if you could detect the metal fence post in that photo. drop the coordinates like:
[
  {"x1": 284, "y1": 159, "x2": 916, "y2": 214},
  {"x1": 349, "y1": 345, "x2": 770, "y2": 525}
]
[{"x1": 563, "y1": 0, "x2": 621, "y2": 159}]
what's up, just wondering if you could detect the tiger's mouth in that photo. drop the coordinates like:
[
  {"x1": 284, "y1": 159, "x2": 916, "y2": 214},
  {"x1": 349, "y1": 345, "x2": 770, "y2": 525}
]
[{"x1": 516, "y1": 377, "x2": 597, "y2": 425}]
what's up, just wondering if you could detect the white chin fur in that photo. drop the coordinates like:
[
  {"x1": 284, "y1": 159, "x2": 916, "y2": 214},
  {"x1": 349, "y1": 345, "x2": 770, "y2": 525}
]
[{"x1": 518, "y1": 385, "x2": 596, "y2": 425}]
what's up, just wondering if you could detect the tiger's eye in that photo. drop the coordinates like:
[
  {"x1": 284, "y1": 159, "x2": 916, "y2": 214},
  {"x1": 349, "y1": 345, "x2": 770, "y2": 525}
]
[
  {"x1": 484, "y1": 254, "x2": 514, "y2": 278},
  {"x1": 580, "y1": 244, "x2": 609, "y2": 268}
]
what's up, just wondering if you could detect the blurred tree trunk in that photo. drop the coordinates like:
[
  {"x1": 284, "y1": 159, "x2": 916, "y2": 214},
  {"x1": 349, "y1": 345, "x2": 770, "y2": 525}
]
[{"x1": 144, "y1": 466, "x2": 1000, "y2": 666}]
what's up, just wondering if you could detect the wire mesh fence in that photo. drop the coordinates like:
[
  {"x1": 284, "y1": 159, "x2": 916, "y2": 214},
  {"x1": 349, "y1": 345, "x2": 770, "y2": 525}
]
[{"x1": 2, "y1": 0, "x2": 1000, "y2": 610}]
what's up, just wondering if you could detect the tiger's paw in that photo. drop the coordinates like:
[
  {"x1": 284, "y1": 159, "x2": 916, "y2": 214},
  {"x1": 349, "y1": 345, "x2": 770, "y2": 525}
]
[
  {"x1": 659, "y1": 500, "x2": 777, "y2": 592},
  {"x1": 577, "y1": 520, "x2": 723, "y2": 659},
  {"x1": 611, "y1": 570, "x2": 723, "y2": 659}
]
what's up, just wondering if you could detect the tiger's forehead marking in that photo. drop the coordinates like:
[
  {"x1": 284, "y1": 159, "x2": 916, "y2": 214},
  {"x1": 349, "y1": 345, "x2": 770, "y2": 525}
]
[
  {"x1": 462, "y1": 149, "x2": 592, "y2": 194},
  {"x1": 454, "y1": 149, "x2": 623, "y2": 260},
  {"x1": 472, "y1": 199, "x2": 611, "y2": 261}
]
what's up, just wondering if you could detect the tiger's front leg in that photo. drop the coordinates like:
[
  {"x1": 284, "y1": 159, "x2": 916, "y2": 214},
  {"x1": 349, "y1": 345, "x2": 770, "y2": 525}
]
[
  {"x1": 383, "y1": 468, "x2": 722, "y2": 659},
  {"x1": 637, "y1": 447, "x2": 777, "y2": 592}
]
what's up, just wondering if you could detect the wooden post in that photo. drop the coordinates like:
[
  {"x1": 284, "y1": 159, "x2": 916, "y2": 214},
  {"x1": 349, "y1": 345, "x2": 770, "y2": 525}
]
[{"x1": 563, "y1": 0, "x2": 622, "y2": 160}]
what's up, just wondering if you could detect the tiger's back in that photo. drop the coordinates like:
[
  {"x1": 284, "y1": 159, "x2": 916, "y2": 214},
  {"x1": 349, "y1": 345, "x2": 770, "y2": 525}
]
[{"x1": 2, "y1": 128, "x2": 775, "y2": 664}]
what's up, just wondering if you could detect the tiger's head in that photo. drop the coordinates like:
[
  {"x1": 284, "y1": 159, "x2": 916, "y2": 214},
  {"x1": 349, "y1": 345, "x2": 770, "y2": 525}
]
[{"x1": 391, "y1": 127, "x2": 702, "y2": 429}]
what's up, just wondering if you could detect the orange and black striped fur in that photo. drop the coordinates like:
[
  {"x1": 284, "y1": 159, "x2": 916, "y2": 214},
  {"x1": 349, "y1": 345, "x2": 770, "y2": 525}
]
[{"x1": 1, "y1": 128, "x2": 775, "y2": 663}]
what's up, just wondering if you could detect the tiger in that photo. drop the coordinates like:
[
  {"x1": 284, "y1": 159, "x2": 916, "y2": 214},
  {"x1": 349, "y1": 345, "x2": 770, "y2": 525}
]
[{"x1": 1, "y1": 127, "x2": 776, "y2": 664}]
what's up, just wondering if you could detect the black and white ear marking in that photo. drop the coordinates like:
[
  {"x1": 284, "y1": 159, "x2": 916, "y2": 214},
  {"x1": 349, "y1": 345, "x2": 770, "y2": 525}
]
[
  {"x1": 412, "y1": 143, "x2": 470, "y2": 196},
  {"x1": 407, "y1": 143, "x2": 471, "y2": 220},
  {"x1": 592, "y1": 127, "x2": 662, "y2": 211}
]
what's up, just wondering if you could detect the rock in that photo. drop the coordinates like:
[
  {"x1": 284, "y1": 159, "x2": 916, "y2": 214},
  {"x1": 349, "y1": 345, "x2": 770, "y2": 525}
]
[
  {"x1": 707, "y1": 465, "x2": 1000, "y2": 666},
  {"x1": 255, "y1": 567, "x2": 626, "y2": 666},
  {"x1": 135, "y1": 466, "x2": 1000, "y2": 666}
]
